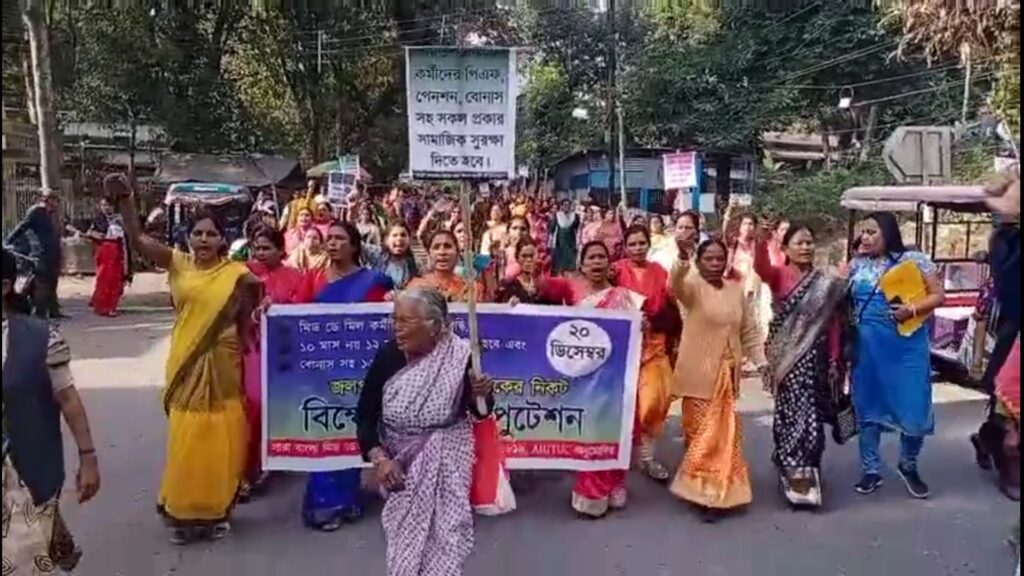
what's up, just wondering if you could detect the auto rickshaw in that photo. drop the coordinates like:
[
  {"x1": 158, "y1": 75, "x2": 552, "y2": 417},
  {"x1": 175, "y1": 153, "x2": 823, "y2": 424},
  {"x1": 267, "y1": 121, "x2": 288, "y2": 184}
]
[
  {"x1": 841, "y1": 184, "x2": 995, "y2": 388},
  {"x1": 163, "y1": 182, "x2": 254, "y2": 250}
]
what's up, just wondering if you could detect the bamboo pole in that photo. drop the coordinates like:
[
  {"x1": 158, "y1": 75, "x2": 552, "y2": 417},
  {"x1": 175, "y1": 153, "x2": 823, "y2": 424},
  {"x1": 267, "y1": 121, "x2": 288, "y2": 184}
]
[{"x1": 459, "y1": 181, "x2": 484, "y2": 371}]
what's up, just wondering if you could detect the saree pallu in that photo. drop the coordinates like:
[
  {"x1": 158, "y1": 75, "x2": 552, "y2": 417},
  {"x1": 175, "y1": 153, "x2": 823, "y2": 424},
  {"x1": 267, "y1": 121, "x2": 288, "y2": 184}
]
[
  {"x1": 2, "y1": 456, "x2": 80, "y2": 575},
  {"x1": 636, "y1": 333, "x2": 674, "y2": 438},
  {"x1": 382, "y1": 334, "x2": 475, "y2": 576},
  {"x1": 670, "y1": 348, "x2": 752, "y2": 510},
  {"x1": 158, "y1": 253, "x2": 250, "y2": 526},
  {"x1": 91, "y1": 239, "x2": 124, "y2": 316}
]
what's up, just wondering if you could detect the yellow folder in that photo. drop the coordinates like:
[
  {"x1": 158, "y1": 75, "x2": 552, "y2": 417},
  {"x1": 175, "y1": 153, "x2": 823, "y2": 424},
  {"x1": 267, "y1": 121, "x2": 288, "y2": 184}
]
[{"x1": 879, "y1": 260, "x2": 929, "y2": 337}]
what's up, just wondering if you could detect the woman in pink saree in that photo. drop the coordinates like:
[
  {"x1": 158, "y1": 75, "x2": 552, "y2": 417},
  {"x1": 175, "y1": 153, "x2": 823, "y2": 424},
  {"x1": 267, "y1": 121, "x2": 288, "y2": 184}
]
[
  {"x1": 538, "y1": 241, "x2": 644, "y2": 517},
  {"x1": 580, "y1": 206, "x2": 625, "y2": 262},
  {"x1": 285, "y1": 207, "x2": 316, "y2": 254},
  {"x1": 242, "y1": 226, "x2": 304, "y2": 499},
  {"x1": 357, "y1": 287, "x2": 493, "y2": 575}
]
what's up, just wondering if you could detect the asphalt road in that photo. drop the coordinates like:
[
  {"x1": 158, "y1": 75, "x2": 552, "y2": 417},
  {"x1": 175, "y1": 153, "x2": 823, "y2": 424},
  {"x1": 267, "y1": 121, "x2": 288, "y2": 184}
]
[{"x1": 53, "y1": 275, "x2": 1019, "y2": 576}]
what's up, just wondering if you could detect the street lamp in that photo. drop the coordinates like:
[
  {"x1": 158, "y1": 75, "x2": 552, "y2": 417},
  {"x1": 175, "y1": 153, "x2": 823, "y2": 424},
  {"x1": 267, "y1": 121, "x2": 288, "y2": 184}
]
[{"x1": 838, "y1": 86, "x2": 855, "y2": 110}]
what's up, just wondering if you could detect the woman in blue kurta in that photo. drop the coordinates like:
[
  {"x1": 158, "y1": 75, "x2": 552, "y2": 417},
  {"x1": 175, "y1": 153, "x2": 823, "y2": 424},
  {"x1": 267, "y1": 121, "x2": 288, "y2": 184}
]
[
  {"x1": 298, "y1": 220, "x2": 393, "y2": 531},
  {"x1": 848, "y1": 212, "x2": 945, "y2": 500}
]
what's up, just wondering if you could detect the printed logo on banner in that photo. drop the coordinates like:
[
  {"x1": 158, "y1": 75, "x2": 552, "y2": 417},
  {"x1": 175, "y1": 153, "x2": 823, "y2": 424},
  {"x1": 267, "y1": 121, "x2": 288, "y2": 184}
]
[{"x1": 545, "y1": 320, "x2": 612, "y2": 378}]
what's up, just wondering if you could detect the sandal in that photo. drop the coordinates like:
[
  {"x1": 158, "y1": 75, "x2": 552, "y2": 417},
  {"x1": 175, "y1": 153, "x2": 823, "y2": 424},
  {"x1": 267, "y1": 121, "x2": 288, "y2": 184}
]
[
  {"x1": 609, "y1": 487, "x2": 629, "y2": 510},
  {"x1": 639, "y1": 460, "x2": 671, "y2": 482},
  {"x1": 169, "y1": 527, "x2": 198, "y2": 546},
  {"x1": 317, "y1": 518, "x2": 344, "y2": 533},
  {"x1": 237, "y1": 483, "x2": 253, "y2": 505},
  {"x1": 209, "y1": 522, "x2": 231, "y2": 541}
]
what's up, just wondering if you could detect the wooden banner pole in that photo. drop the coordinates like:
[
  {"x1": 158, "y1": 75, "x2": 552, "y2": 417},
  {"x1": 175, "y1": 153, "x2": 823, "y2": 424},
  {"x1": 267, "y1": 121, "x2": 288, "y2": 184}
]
[
  {"x1": 460, "y1": 181, "x2": 490, "y2": 415},
  {"x1": 459, "y1": 181, "x2": 483, "y2": 370}
]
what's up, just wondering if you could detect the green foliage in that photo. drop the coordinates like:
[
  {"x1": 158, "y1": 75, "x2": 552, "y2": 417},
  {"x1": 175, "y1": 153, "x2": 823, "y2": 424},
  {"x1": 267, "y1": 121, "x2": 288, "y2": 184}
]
[
  {"x1": 2, "y1": 1, "x2": 27, "y2": 110},
  {"x1": 517, "y1": 62, "x2": 603, "y2": 171},
  {"x1": 514, "y1": 7, "x2": 614, "y2": 170},
  {"x1": 623, "y1": 2, "x2": 981, "y2": 153},
  {"x1": 54, "y1": 6, "x2": 163, "y2": 136},
  {"x1": 755, "y1": 159, "x2": 892, "y2": 231},
  {"x1": 1, "y1": 1, "x2": 1014, "y2": 182}
]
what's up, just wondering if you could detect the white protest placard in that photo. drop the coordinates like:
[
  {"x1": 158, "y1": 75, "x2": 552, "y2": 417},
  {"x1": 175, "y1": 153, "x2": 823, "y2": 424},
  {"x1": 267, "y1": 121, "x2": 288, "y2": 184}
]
[
  {"x1": 326, "y1": 155, "x2": 360, "y2": 204},
  {"x1": 406, "y1": 46, "x2": 517, "y2": 180},
  {"x1": 664, "y1": 151, "x2": 699, "y2": 190}
]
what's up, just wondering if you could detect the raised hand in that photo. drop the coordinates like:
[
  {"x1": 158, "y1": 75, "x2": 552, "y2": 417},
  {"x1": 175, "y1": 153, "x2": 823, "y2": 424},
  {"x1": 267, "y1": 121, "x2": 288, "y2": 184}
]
[{"x1": 103, "y1": 173, "x2": 133, "y2": 201}]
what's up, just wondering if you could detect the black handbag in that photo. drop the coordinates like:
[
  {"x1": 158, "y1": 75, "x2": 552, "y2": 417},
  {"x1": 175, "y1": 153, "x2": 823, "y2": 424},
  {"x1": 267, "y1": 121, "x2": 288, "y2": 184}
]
[{"x1": 832, "y1": 389, "x2": 859, "y2": 445}]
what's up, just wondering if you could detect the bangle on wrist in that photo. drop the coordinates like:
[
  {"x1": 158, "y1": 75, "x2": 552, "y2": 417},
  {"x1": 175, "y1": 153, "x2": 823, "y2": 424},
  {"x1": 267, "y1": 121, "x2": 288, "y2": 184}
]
[{"x1": 79, "y1": 448, "x2": 97, "y2": 457}]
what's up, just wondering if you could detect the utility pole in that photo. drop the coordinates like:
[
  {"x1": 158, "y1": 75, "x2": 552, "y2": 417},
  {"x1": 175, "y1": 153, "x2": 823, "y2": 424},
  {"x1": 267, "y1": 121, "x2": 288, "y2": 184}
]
[
  {"x1": 607, "y1": 0, "x2": 619, "y2": 207},
  {"x1": 21, "y1": 0, "x2": 61, "y2": 193},
  {"x1": 317, "y1": 28, "x2": 325, "y2": 74}
]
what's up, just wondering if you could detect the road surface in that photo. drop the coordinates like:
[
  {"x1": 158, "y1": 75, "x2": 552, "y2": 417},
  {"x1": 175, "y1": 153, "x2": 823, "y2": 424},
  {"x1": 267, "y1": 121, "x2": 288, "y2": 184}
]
[{"x1": 53, "y1": 274, "x2": 1019, "y2": 576}]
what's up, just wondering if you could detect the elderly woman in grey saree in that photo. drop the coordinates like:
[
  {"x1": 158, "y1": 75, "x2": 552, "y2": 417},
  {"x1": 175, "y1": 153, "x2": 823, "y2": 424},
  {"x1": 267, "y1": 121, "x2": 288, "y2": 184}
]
[
  {"x1": 356, "y1": 287, "x2": 493, "y2": 576},
  {"x1": 755, "y1": 225, "x2": 846, "y2": 508}
]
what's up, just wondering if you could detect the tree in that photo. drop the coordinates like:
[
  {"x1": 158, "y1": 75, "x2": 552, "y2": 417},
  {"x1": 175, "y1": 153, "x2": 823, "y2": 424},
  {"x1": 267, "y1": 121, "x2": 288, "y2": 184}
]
[
  {"x1": 152, "y1": 3, "x2": 251, "y2": 152},
  {"x1": 514, "y1": 6, "x2": 633, "y2": 172},
  {"x1": 880, "y1": 0, "x2": 1020, "y2": 131},
  {"x1": 623, "y1": 2, "x2": 986, "y2": 154},
  {"x1": 57, "y1": 6, "x2": 164, "y2": 177},
  {"x1": 21, "y1": 0, "x2": 61, "y2": 191}
]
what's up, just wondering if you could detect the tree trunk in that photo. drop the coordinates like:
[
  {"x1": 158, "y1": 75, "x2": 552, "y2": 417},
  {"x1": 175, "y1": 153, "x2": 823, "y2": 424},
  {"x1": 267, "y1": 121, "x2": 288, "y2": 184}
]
[
  {"x1": 859, "y1": 105, "x2": 879, "y2": 163},
  {"x1": 20, "y1": 44, "x2": 37, "y2": 125},
  {"x1": 22, "y1": 0, "x2": 61, "y2": 193}
]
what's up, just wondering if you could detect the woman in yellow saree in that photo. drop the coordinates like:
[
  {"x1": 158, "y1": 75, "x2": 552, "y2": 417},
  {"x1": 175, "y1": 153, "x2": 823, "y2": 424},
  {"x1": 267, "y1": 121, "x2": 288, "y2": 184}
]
[{"x1": 108, "y1": 175, "x2": 259, "y2": 545}]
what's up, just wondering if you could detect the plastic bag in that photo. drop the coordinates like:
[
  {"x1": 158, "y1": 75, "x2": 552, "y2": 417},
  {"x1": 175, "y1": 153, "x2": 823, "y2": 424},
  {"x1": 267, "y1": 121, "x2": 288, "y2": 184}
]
[{"x1": 470, "y1": 416, "x2": 516, "y2": 516}]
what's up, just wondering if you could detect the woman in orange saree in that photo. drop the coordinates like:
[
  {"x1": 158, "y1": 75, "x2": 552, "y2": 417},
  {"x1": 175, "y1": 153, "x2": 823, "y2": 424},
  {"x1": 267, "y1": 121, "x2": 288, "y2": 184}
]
[
  {"x1": 407, "y1": 230, "x2": 485, "y2": 303},
  {"x1": 612, "y1": 225, "x2": 680, "y2": 481},
  {"x1": 669, "y1": 238, "x2": 766, "y2": 523}
]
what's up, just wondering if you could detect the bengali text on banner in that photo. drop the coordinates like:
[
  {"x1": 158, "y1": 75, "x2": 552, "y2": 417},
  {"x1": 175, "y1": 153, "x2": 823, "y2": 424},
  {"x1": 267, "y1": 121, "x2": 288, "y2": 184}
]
[{"x1": 261, "y1": 303, "x2": 642, "y2": 473}]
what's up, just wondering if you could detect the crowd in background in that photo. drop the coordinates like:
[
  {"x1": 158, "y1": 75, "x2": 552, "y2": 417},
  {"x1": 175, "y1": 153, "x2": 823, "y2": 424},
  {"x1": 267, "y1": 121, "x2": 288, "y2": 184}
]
[{"x1": 2, "y1": 170, "x2": 1019, "y2": 576}]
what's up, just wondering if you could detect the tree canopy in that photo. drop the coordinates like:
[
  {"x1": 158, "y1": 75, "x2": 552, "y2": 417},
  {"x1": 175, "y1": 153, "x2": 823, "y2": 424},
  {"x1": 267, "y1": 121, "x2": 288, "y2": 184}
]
[{"x1": 1, "y1": 1, "x2": 1016, "y2": 188}]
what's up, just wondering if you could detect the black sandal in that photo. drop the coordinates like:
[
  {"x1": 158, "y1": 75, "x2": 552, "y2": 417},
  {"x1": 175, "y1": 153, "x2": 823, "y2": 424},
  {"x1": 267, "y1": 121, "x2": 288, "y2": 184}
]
[{"x1": 169, "y1": 527, "x2": 199, "y2": 546}]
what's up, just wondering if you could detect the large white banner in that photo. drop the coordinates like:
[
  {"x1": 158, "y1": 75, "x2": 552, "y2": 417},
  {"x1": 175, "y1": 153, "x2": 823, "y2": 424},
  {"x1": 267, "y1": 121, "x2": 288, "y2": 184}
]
[{"x1": 406, "y1": 46, "x2": 517, "y2": 180}]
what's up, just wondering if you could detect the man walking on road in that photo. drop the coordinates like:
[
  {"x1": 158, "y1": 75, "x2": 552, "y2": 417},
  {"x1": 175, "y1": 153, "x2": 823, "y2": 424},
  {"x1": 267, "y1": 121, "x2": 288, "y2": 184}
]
[{"x1": 5, "y1": 190, "x2": 66, "y2": 319}]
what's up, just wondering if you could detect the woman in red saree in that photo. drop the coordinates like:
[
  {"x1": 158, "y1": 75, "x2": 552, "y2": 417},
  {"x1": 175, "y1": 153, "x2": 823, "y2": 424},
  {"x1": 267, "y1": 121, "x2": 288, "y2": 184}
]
[
  {"x1": 241, "y1": 226, "x2": 304, "y2": 500},
  {"x1": 538, "y1": 241, "x2": 644, "y2": 518},
  {"x1": 612, "y1": 225, "x2": 681, "y2": 481},
  {"x1": 86, "y1": 197, "x2": 129, "y2": 317}
]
